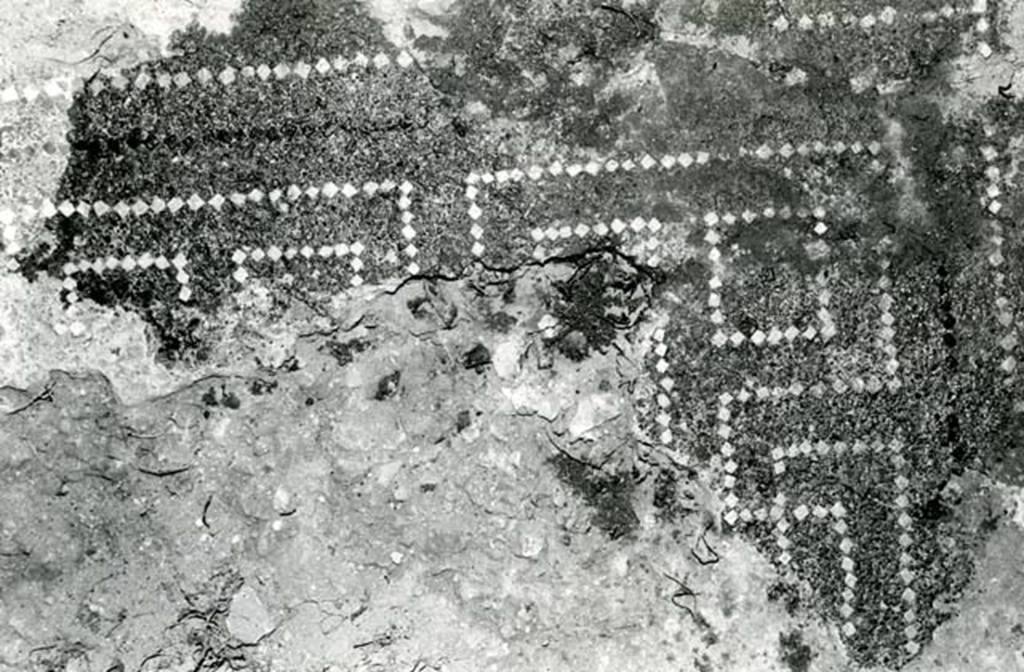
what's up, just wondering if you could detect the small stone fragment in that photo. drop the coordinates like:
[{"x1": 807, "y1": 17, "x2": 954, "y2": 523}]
[
  {"x1": 456, "y1": 409, "x2": 472, "y2": 432},
  {"x1": 504, "y1": 384, "x2": 565, "y2": 421},
  {"x1": 273, "y1": 486, "x2": 293, "y2": 515},
  {"x1": 568, "y1": 393, "x2": 623, "y2": 439},
  {"x1": 517, "y1": 531, "x2": 545, "y2": 559},
  {"x1": 492, "y1": 333, "x2": 525, "y2": 379},
  {"x1": 374, "y1": 370, "x2": 401, "y2": 400},
  {"x1": 226, "y1": 585, "x2": 275, "y2": 645},
  {"x1": 462, "y1": 343, "x2": 491, "y2": 370}
]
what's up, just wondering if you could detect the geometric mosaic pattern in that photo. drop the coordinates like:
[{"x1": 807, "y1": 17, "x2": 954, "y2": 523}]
[
  {"x1": 465, "y1": 143, "x2": 883, "y2": 259},
  {"x1": 648, "y1": 234, "x2": 987, "y2": 667}
]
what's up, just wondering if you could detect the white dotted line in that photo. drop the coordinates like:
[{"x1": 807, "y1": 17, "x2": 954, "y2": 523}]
[
  {"x1": 727, "y1": 495, "x2": 854, "y2": 635},
  {"x1": 719, "y1": 383, "x2": 901, "y2": 525},
  {"x1": 773, "y1": 501, "x2": 855, "y2": 635},
  {"x1": 726, "y1": 440, "x2": 903, "y2": 519},
  {"x1": 718, "y1": 394, "x2": 736, "y2": 496},
  {"x1": 707, "y1": 218, "x2": 901, "y2": 389},
  {"x1": 770, "y1": 2, "x2": 987, "y2": 38},
  {"x1": 705, "y1": 207, "x2": 833, "y2": 348},
  {"x1": 816, "y1": 271, "x2": 837, "y2": 340},
  {"x1": 768, "y1": 438, "x2": 904, "y2": 478},
  {"x1": 771, "y1": 1, "x2": 991, "y2": 57},
  {"x1": 395, "y1": 182, "x2": 417, "y2": 275},
  {"x1": 877, "y1": 237, "x2": 901, "y2": 381},
  {"x1": 981, "y1": 145, "x2": 1018, "y2": 387},
  {"x1": 651, "y1": 327, "x2": 687, "y2": 466},
  {"x1": 772, "y1": 6, "x2": 895, "y2": 32},
  {"x1": 991, "y1": 223, "x2": 1018, "y2": 380},
  {"x1": 725, "y1": 500, "x2": 854, "y2": 528},
  {"x1": 772, "y1": 493, "x2": 792, "y2": 561},
  {"x1": 740, "y1": 140, "x2": 882, "y2": 162},
  {"x1": 466, "y1": 181, "x2": 485, "y2": 258},
  {"x1": 726, "y1": 435, "x2": 908, "y2": 643},
  {"x1": 0, "y1": 51, "x2": 417, "y2": 107},
  {"x1": 706, "y1": 218, "x2": 725, "y2": 334},
  {"x1": 0, "y1": 177, "x2": 406, "y2": 227},
  {"x1": 464, "y1": 141, "x2": 883, "y2": 258},
  {"x1": 721, "y1": 375, "x2": 898, "y2": 409},
  {"x1": 529, "y1": 216, "x2": 663, "y2": 265},
  {"x1": 893, "y1": 463, "x2": 919, "y2": 656},
  {"x1": 717, "y1": 357, "x2": 913, "y2": 646},
  {"x1": 972, "y1": 0, "x2": 994, "y2": 58},
  {"x1": 61, "y1": 251, "x2": 191, "y2": 303},
  {"x1": 231, "y1": 240, "x2": 366, "y2": 288},
  {"x1": 467, "y1": 156, "x2": 663, "y2": 258},
  {"x1": 836, "y1": 521, "x2": 857, "y2": 637}
]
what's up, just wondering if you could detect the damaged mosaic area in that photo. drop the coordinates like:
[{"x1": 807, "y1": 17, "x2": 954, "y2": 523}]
[{"x1": 2, "y1": 0, "x2": 1024, "y2": 670}]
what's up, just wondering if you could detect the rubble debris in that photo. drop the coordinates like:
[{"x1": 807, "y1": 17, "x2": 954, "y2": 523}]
[
  {"x1": 226, "y1": 585, "x2": 275, "y2": 646},
  {"x1": 374, "y1": 370, "x2": 402, "y2": 401},
  {"x1": 567, "y1": 392, "x2": 622, "y2": 439},
  {"x1": 462, "y1": 343, "x2": 491, "y2": 371}
]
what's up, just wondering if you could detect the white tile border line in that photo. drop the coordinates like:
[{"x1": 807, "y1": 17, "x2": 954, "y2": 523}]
[
  {"x1": 980, "y1": 143, "x2": 1019, "y2": 396},
  {"x1": 651, "y1": 326, "x2": 677, "y2": 454},
  {"x1": 49, "y1": 181, "x2": 412, "y2": 333},
  {"x1": 717, "y1": 380, "x2": 918, "y2": 652},
  {"x1": 654, "y1": 203, "x2": 901, "y2": 459},
  {"x1": 767, "y1": 497, "x2": 858, "y2": 638},
  {"x1": 528, "y1": 216, "x2": 663, "y2": 266},
  {"x1": 704, "y1": 206, "x2": 834, "y2": 348},
  {"x1": 0, "y1": 0, "x2": 994, "y2": 108},
  {"x1": 61, "y1": 251, "x2": 192, "y2": 303},
  {"x1": 714, "y1": 381, "x2": 905, "y2": 507},
  {"x1": 231, "y1": 240, "x2": 367, "y2": 288},
  {"x1": 769, "y1": 1, "x2": 992, "y2": 58},
  {"x1": 2, "y1": 137, "x2": 885, "y2": 271},
  {"x1": 1, "y1": 177, "x2": 407, "y2": 227},
  {"x1": 0, "y1": 177, "x2": 414, "y2": 278},
  {"x1": 0, "y1": 51, "x2": 418, "y2": 107},
  {"x1": 876, "y1": 237, "x2": 902, "y2": 381},
  {"x1": 230, "y1": 180, "x2": 415, "y2": 287},
  {"x1": 704, "y1": 206, "x2": 902, "y2": 384},
  {"x1": 894, "y1": 466, "x2": 920, "y2": 656},
  {"x1": 464, "y1": 140, "x2": 885, "y2": 259}
]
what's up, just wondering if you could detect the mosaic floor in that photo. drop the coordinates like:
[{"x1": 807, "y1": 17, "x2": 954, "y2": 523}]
[{"x1": 1, "y1": 1, "x2": 1023, "y2": 671}]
